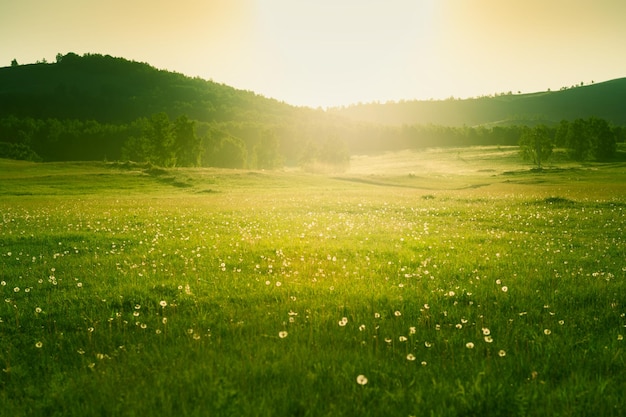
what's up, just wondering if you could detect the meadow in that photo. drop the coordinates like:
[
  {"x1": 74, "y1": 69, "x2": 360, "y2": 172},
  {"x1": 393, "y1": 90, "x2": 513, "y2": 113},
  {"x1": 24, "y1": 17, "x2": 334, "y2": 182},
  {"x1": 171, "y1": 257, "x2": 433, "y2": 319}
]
[{"x1": 1, "y1": 147, "x2": 625, "y2": 416}]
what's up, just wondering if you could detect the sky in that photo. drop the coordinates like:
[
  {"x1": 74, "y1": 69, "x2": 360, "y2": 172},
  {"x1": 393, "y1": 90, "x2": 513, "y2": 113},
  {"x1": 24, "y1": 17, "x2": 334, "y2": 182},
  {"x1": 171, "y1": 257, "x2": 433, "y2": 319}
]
[{"x1": 2, "y1": 0, "x2": 626, "y2": 108}]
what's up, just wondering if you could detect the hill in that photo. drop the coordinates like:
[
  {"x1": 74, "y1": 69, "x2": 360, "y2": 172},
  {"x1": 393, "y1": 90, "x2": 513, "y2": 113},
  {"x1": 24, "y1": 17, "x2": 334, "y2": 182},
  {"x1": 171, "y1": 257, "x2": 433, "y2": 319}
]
[
  {"x1": 0, "y1": 53, "x2": 305, "y2": 125},
  {"x1": 0, "y1": 53, "x2": 352, "y2": 166},
  {"x1": 328, "y1": 79, "x2": 626, "y2": 127},
  {"x1": 4, "y1": 53, "x2": 625, "y2": 129}
]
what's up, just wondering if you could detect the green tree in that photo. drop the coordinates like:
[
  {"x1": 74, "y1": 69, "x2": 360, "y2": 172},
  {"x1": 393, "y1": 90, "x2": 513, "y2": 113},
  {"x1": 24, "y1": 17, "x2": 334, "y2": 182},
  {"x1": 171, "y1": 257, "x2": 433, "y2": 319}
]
[
  {"x1": 145, "y1": 113, "x2": 175, "y2": 166},
  {"x1": 202, "y1": 133, "x2": 247, "y2": 169},
  {"x1": 587, "y1": 117, "x2": 616, "y2": 161},
  {"x1": 519, "y1": 125, "x2": 553, "y2": 169},
  {"x1": 554, "y1": 120, "x2": 570, "y2": 147},
  {"x1": 254, "y1": 129, "x2": 283, "y2": 169},
  {"x1": 121, "y1": 113, "x2": 175, "y2": 166},
  {"x1": 173, "y1": 115, "x2": 201, "y2": 166},
  {"x1": 566, "y1": 119, "x2": 592, "y2": 161},
  {"x1": 10, "y1": 58, "x2": 18, "y2": 67},
  {"x1": 121, "y1": 135, "x2": 152, "y2": 162}
]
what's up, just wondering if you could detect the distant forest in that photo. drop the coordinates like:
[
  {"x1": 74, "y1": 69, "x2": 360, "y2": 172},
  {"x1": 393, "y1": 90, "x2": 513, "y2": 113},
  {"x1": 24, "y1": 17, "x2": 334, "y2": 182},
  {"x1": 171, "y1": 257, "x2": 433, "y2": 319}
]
[{"x1": 1, "y1": 53, "x2": 624, "y2": 168}]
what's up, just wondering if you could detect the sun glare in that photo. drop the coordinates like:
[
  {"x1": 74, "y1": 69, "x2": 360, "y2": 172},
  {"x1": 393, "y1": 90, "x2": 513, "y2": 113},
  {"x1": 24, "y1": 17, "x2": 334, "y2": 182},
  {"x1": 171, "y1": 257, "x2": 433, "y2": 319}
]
[{"x1": 254, "y1": 0, "x2": 439, "y2": 107}]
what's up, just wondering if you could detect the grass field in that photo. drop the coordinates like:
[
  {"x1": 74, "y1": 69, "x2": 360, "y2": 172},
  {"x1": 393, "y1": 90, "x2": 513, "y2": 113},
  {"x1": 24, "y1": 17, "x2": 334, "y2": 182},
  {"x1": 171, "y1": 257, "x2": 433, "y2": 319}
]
[{"x1": 1, "y1": 147, "x2": 625, "y2": 416}]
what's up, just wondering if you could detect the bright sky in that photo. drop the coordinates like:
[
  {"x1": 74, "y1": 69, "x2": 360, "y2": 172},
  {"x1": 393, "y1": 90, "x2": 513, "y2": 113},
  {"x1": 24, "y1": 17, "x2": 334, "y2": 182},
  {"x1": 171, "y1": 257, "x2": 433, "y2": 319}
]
[{"x1": 2, "y1": 0, "x2": 626, "y2": 108}]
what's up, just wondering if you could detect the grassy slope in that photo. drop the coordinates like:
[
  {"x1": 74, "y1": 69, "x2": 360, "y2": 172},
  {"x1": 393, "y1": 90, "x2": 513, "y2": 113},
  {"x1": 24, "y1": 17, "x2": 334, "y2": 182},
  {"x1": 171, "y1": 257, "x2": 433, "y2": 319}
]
[
  {"x1": 1, "y1": 150, "x2": 625, "y2": 416},
  {"x1": 330, "y1": 78, "x2": 626, "y2": 127}
]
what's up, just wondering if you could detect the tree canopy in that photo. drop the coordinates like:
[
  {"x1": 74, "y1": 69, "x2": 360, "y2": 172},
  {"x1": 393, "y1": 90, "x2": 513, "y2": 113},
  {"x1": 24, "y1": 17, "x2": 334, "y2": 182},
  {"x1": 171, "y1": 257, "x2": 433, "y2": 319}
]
[{"x1": 519, "y1": 125, "x2": 553, "y2": 169}]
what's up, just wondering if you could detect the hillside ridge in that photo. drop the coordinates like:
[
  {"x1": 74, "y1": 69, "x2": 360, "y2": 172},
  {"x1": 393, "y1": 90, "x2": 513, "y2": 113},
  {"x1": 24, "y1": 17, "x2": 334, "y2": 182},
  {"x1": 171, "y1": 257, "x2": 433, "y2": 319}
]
[
  {"x1": 328, "y1": 77, "x2": 626, "y2": 127},
  {"x1": 0, "y1": 53, "x2": 303, "y2": 125},
  {"x1": 1, "y1": 53, "x2": 625, "y2": 127}
]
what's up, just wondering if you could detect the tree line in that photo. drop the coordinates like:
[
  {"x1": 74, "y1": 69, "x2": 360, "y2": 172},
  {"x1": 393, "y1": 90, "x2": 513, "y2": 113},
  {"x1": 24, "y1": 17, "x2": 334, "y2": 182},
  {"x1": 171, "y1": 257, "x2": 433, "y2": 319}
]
[
  {"x1": 0, "y1": 114, "x2": 348, "y2": 170},
  {"x1": 1, "y1": 114, "x2": 622, "y2": 169},
  {"x1": 519, "y1": 117, "x2": 624, "y2": 169}
]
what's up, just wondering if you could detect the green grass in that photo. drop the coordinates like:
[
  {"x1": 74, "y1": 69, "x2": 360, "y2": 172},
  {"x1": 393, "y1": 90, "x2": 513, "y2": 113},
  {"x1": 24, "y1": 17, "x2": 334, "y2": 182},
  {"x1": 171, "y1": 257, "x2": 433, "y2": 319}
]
[{"x1": 1, "y1": 149, "x2": 626, "y2": 416}]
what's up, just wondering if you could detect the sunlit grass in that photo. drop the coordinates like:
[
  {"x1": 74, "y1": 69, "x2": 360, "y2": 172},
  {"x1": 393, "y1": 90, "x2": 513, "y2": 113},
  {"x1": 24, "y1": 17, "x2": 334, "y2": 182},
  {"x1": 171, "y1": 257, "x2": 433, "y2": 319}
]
[{"x1": 1, "y1": 150, "x2": 625, "y2": 416}]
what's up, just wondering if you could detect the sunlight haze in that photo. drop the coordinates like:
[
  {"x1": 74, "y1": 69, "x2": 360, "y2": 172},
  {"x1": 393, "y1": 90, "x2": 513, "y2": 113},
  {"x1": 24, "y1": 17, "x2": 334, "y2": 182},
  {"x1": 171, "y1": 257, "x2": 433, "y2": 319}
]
[{"x1": 2, "y1": 0, "x2": 625, "y2": 107}]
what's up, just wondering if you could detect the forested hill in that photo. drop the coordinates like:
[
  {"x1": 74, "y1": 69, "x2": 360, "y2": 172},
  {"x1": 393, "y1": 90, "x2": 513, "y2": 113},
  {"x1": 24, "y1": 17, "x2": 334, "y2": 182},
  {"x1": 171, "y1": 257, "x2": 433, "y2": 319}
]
[
  {"x1": 1, "y1": 53, "x2": 623, "y2": 166},
  {"x1": 0, "y1": 53, "x2": 305, "y2": 124},
  {"x1": 328, "y1": 78, "x2": 626, "y2": 127},
  {"x1": 0, "y1": 53, "x2": 350, "y2": 167}
]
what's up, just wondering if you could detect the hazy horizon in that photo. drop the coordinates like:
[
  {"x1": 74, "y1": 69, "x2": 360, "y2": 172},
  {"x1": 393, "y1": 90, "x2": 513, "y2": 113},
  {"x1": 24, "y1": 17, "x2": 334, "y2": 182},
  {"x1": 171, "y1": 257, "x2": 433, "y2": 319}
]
[{"x1": 2, "y1": 0, "x2": 626, "y2": 108}]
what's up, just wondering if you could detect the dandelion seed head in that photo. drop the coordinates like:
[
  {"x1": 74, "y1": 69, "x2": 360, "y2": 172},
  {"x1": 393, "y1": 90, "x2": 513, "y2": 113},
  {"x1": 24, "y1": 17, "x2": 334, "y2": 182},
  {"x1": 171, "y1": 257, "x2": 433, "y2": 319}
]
[
  {"x1": 501, "y1": 286, "x2": 508, "y2": 292},
  {"x1": 279, "y1": 331, "x2": 288, "y2": 338},
  {"x1": 466, "y1": 342, "x2": 475, "y2": 349},
  {"x1": 406, "y1": 353, "x2": 416, "y2": 361},
  {"x1": 482, "y1": 328, "x2": 490, "y2": 335},
  {"x1": 498, "y1": 350, "x2": 506, "y2": 357},
  {"x1": 356, "y1": 375, "x2": 368, "y2": 385},
  {"x1": 35, "y1": 341, "x2": 43, "y2": 348},
  {"x1": 394, "y1": 310, "x2": 402, "y2": 317},
  {"x1": 159, "y1": 300, "x2": 167, "y2": 308},
  {"x1": 484, "y1": 336, "x2": 493, "y2": 343},
  {"x1": 544, "y1": 329, "x2": 552, "y2": 335}
]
